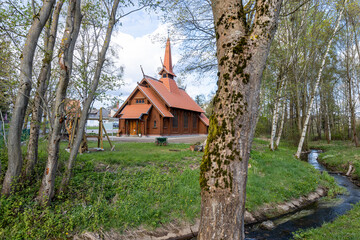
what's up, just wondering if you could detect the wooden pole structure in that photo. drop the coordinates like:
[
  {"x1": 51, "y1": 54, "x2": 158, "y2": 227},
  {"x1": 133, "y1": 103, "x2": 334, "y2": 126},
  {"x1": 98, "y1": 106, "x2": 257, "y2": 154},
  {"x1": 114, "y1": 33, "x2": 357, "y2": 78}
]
[
  {"x1": 101, "y1": 121, "x2": 115, "y2": 151},
  {"x1": 98, "y1": 108, "x2": 102, "y2": 148}
]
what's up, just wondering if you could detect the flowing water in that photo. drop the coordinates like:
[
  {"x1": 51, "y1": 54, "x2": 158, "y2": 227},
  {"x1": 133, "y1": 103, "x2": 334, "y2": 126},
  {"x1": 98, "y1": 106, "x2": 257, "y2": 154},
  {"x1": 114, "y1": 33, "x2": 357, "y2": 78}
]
[{"x1": 245, "y1": 150, "x2": 360, "y2": 239}]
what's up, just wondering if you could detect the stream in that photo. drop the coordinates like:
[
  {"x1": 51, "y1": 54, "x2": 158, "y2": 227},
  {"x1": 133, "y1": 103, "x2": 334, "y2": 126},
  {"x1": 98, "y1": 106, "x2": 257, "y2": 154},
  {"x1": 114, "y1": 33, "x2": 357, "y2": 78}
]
[{"x1": 245, "y1": 150, "x2": 360, "y2": 239}]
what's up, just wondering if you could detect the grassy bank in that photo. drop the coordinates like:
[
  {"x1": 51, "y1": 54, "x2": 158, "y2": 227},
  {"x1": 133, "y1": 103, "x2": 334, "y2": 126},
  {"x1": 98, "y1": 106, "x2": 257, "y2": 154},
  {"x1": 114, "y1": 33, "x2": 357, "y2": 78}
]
[
  {"x1": 310, "y1": 141, "x2": 360, "y2": 181},
  {"x1": 293, "y1": 140, "x2": 360, "y2": 239},
  {"x1": 0, "y1": 139, "x2": 340, "y2": 239},
  {"x1": 293, "y1": 203, "x2": 360, "y2": 239}
]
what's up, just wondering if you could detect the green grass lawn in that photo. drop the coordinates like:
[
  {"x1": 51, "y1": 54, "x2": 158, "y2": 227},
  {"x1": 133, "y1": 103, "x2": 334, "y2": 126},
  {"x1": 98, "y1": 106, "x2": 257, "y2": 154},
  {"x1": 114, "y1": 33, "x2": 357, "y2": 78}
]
[
  {"x1": 293, "y1": 140, "x2": 360, "y2": 239},
  {"x1": 0, "y1": 138, "x2": 340, "y2": 239}
]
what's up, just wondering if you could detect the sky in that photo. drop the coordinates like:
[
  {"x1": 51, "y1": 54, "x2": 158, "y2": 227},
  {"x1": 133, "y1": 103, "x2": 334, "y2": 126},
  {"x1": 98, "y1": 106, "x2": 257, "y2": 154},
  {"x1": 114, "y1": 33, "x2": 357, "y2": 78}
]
[{"x1": 95, "y1": 9, "x2": 216, "y2": 108}]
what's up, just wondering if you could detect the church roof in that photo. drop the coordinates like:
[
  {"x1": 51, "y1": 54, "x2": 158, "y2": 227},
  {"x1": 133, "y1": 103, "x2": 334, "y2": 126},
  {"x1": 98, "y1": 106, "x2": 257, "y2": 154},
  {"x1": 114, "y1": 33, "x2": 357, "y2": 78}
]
[
  {"x1": 138, "y1": 85, "x2": 173, "y2": 117},
  {"x1": 143, "y1": 77, "x2": 204, "y2": 113},
  {"x1": 119, "y1": 104, "x2": 152, "y2": 119},
  {"x1": 199, "y1": 113, "x2": 209, "y2": 126}
]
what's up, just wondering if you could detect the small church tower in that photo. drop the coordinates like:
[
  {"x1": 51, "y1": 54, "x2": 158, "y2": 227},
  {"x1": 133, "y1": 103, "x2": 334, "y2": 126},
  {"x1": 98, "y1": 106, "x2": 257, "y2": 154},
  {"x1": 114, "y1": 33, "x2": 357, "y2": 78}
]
[{"x1": 159, "y1": 38, "x2": 179, "y2": 93}]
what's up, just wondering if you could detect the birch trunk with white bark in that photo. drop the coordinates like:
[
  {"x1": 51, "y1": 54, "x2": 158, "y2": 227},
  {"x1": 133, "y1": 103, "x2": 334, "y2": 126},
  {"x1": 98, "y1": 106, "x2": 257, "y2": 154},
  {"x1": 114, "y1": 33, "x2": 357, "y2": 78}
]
[
  {"x1": 270, "y1": 79, "x2": 285, "y2": 151},
  {"x1": 295, "y1": 4, "x2": 345, "y2": 158},
  {"x1": 325, "y1": 101, "x2": 331, "y2": 143},
  {"x1": 2, "y1": 0, "x2": 55, "y2": 196},
  {"x1": 275, "y1": 99, "x2": 286, "y2": 149}
]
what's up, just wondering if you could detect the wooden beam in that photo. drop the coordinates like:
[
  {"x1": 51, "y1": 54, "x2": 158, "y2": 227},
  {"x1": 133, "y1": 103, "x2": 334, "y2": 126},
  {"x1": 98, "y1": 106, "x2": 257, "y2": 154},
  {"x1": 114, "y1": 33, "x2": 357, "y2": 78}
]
[
  {"x1": 99, "y1": 108, "x2": 103, "y2": 149},
  {"x1": 101, "y1": 121, "x2": 114, "y2": 151}
]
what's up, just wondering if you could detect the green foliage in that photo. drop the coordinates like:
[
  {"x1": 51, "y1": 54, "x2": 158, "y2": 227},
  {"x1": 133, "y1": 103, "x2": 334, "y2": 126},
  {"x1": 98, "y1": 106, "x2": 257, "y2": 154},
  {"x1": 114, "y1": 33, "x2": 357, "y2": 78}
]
[{"x1": 254, "y1": 116, "x2": 271, "y2": 137}]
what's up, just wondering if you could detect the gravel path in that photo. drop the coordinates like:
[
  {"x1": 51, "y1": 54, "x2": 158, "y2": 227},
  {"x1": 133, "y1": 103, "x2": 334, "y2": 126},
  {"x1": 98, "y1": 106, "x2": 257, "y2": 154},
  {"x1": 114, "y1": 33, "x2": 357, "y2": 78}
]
[{"x1": 107, "y1": 135, "x2": 207, "y2": 144}]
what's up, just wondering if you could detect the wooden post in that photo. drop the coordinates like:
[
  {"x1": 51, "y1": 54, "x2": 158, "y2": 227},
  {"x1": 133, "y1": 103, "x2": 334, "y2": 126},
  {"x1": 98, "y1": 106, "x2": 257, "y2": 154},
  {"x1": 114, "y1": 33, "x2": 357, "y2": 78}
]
[
  {"x1": 126, "y1": 120, "x2": 128, "y2": 135},
  {"x1": 159, "y1": 116, "x2": 162, "y2": 135},
  {"x1": 136, "y1": 120, "x2": 139, "y2": 135},
  {"x1": 102, "y1": 121, "x2": 115, "y2": 151},
  {"x1": 144, "y1": 116, "x2": 147, "y2": 136},
  {"x1": 99, "y1": 108, "x2": 104, "y2": 149}
]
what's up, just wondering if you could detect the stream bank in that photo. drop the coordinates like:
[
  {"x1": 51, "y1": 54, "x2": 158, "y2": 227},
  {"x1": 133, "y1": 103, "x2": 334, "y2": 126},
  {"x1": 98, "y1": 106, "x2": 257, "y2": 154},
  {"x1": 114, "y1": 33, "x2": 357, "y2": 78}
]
[
  {"x1": 245, "y1": 150, "x2": 360, "y2": 239},
  {"x1": 75, "y1": 150, "x2": 332, "y2": 240}
]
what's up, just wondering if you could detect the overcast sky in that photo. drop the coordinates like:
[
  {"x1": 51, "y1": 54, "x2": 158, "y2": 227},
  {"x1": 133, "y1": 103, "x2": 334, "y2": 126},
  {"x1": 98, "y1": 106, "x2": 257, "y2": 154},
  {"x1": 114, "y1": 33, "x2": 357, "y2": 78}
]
[{"x1": 94, "y1": 9, "x2": 215, "y2": 108}]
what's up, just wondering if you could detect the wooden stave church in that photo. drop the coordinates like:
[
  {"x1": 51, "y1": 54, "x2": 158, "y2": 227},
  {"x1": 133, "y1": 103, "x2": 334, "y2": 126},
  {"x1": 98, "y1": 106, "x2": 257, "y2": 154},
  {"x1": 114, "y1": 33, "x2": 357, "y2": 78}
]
[{"x1": 113, "y1": 38, "x2": 209, "y2": 136}]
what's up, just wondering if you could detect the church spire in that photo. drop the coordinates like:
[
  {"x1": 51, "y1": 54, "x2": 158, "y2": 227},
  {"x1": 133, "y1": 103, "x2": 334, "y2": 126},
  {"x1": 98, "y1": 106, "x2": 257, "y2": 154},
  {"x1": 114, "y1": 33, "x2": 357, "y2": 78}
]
[
  {"x1": 159, "y1": 38, "x2": 176, "y2": 77},
  {"x1": 159, "y1": 37, "x2": 178, "y2": 93},
  {"x1": 163, "y1": 37, "x2": 175, "y2": 76}
]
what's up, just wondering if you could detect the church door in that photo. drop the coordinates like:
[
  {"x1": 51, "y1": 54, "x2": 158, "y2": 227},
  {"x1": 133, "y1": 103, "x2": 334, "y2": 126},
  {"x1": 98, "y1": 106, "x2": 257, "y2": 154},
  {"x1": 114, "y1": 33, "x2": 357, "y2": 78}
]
[{"x1": 129, "y1": 120, "x2": 138, "y2": 135}]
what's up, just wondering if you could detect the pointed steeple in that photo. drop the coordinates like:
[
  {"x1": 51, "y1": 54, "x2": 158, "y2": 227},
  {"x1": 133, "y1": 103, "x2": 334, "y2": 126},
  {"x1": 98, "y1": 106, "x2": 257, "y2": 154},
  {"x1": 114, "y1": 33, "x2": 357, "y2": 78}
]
[
  {"x1": 159, "y1": 38, "x2": 176, "y2": 77},
  {"x1": 159, "y1": 37, "x2": 179, "y2": 93},
  {"x1": 163, "y1": 38, "x2": 175, "y2": 76}
]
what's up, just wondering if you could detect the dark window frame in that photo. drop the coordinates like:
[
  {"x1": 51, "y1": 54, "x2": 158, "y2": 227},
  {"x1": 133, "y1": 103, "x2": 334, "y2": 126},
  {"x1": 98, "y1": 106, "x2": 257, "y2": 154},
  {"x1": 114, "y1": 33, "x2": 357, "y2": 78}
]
[
  {"x1": 184, "y1": 112, "x2": 189, "y2": 128},
  {"x1": 193, "y1": 113, "x2": 197, "y2": 129},
  {"x1": 172, "y1": 111, "x2": 178, "y2": 128}
]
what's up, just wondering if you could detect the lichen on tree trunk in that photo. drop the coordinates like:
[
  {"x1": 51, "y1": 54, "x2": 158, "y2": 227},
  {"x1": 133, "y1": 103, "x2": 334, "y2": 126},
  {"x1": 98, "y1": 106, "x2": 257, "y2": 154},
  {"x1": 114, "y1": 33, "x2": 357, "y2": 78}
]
[{"x1": 198, "y1": 1, "x2": 283, "y2": 239}]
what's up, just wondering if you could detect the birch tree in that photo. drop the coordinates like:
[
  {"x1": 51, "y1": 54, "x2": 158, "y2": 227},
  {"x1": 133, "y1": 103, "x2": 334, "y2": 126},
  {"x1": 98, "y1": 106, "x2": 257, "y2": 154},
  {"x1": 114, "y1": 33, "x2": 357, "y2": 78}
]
[
  {"x1": 275, "y1": 100, "x2": 286, "y2": 148},
  {"x1": 2, "y1": 0, "x2": 56, "y2": 196},
  {"x1": 37, "y1": 0, "x2": 82, "y2": 205},
  {"x1": 59, "y1": 0, "x2": 121, "y2": 192},
  {"x1": 295, "y1": 1, "x2": 347, "y2": 159},
  {"x1": 25, "y1": 0, "x2": 64, "y2": 178},
  {"x1": 198, "y1": 0, "x2": 283, "y2": 239},
  {"x1": 345, "y1": 19, "x2": 359, "y2": 146}
]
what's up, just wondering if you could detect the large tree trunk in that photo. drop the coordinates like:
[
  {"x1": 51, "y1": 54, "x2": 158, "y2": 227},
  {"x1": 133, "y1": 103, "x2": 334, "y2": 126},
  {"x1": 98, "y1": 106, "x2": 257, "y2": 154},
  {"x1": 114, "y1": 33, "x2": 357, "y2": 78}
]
[
  {"x1": 2, "y1": 0, "x2": 55, "y2": 196},
  {"x1": 198, "y1": 1, "x2": 283, "y2": 239},
  {"x1": 59, "y1": 0, "x2": 120, "y2": 192},
  {"x1": 37, "y1": 0, "x2": 82, "y2": 205},
  {"x1": 295, "y1": 5, "x2": 345, "y2": 158},
  {"x1": 25, "y1": 0, "x2": 64, "y2": 178}
]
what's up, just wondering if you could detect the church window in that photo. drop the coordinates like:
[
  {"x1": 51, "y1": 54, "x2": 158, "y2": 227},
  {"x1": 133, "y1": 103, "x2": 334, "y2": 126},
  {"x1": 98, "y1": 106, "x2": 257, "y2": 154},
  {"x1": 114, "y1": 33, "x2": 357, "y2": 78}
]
[
  {"x1": 184, "y1": 113, "x2": 188, "y2": 128},
  {"x1": 172, "y1": 111, "x2": 178, "y2": 128},
  {"x1": 193, "y1": 114, "x2": 197, "y2": 129},
  {"x1": 154, "y1": 120, "x2": 157, "y2": 128},
  {"x1": 163, "y1": 73, "x2": 167, "y2": 78}
]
